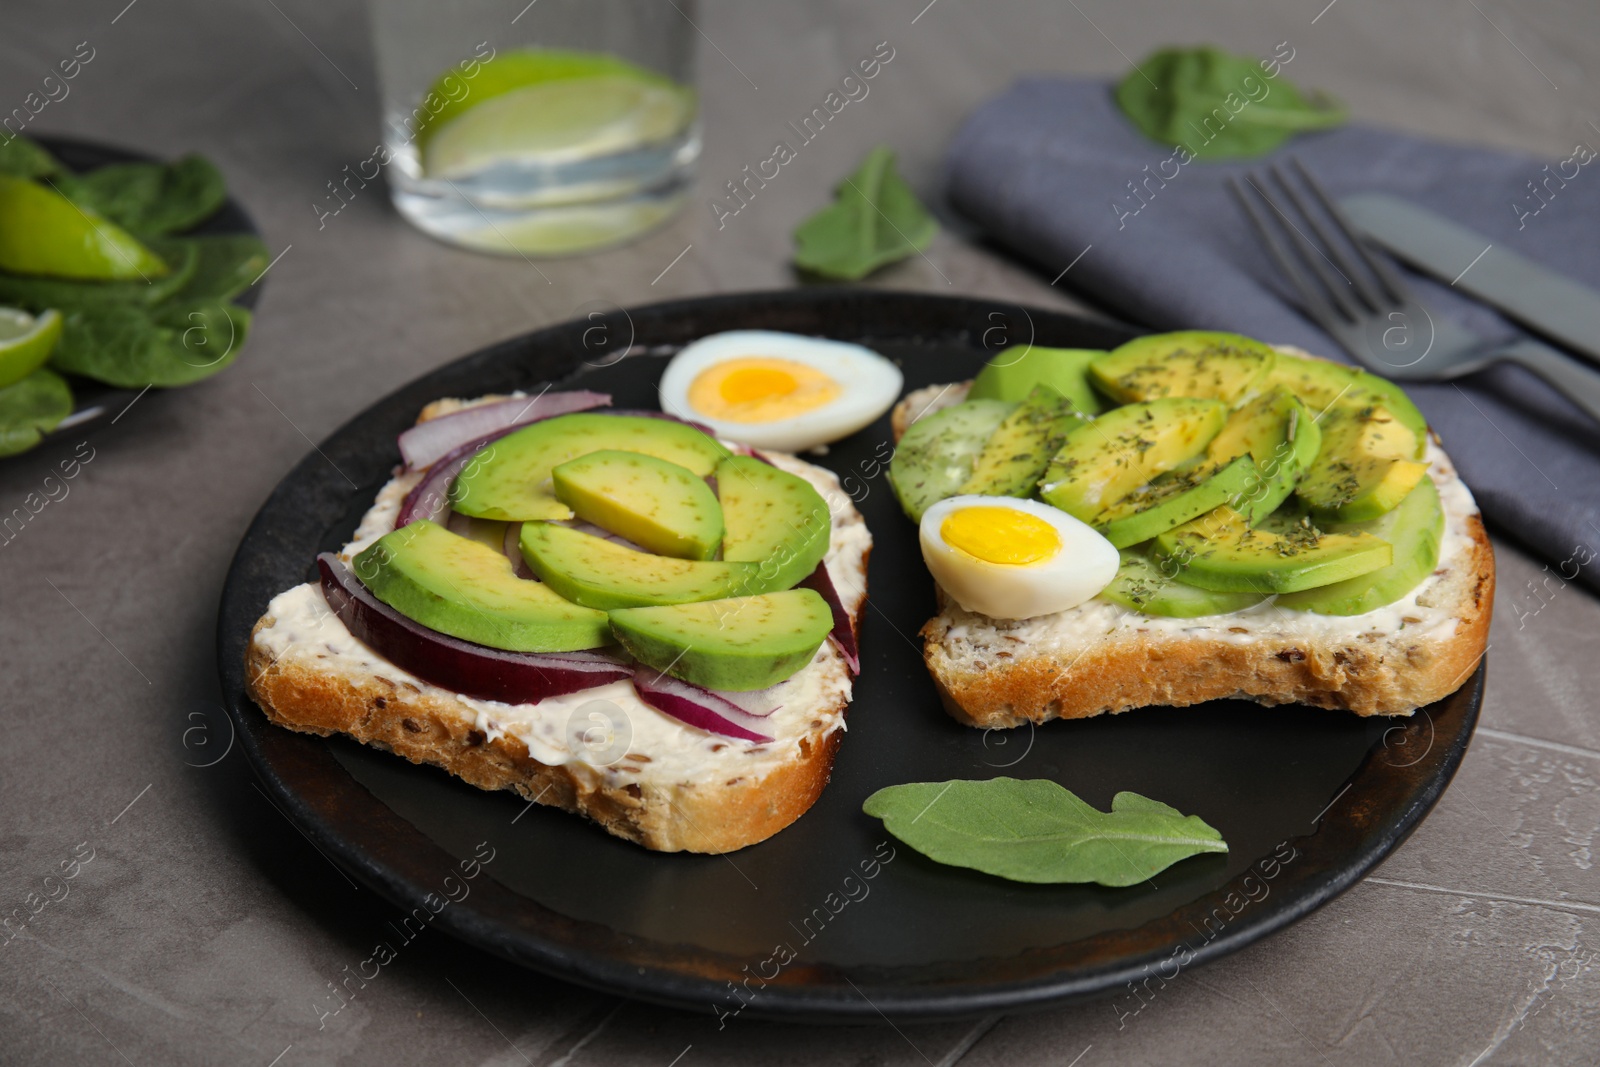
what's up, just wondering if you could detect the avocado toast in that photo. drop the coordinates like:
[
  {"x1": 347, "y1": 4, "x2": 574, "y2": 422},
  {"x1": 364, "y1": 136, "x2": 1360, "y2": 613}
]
[
  {"x1": 246, "y1": 394, "x2": 870, "y2": 853},
  {"x1": 891, "y1": 333, "x2": 1493, "y2": 727}
]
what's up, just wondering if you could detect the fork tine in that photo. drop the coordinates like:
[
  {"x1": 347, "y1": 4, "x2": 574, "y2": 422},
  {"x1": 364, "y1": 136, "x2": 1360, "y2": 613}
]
[
  {"x1": 1247, "y1": 170, "x2": 1365, "y2": 323},
  {"x1": 1227, "y1": 177, "x2": 1343, "y2": 334},
  {"x1": 1268, "y1": 164, "x2": 1390, "y2": 315},
  {"x1": 1289, "y1": 157, "x2": 1414, "y2": 306}
]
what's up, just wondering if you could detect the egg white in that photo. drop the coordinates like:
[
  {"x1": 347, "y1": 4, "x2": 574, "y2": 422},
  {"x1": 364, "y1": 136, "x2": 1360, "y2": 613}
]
[
  {"x1": 659, "y1": 330, "x2": 903, "y2": 452},
  {"x1": 919, "y1": 496, "x2": 1119, "y2": 620}
]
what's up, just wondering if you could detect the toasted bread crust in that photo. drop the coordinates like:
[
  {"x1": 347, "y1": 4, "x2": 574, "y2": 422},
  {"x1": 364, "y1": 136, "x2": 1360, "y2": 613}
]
[
  {"x1": 893, "y1": 374, "x2": 1494, "y2": 725},
  {"x1": 245, "y1": 629, "x2": 846, "y2": 852}
]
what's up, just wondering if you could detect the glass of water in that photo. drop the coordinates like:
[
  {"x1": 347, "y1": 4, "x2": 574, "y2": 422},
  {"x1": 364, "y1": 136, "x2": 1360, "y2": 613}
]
[{"x1": 370, "y1": 0, "x2": 699, "y2": 257}]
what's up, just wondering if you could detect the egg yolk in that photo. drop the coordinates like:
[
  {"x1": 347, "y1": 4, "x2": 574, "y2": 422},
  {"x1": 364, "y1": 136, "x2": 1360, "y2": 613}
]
[
  {"x1": 940, "y1": 506, "x2": 1062, "y2": 566},
  {"x1": 688, "y1": 357, "x2": 842, "y2": 424}
]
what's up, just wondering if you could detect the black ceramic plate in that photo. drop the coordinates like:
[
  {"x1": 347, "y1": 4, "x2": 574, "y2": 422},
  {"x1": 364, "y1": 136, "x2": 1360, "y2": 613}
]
[
  {"x1": 32, "y1": 135, "x2": 266, "y2": 437},
  {"x1": 217, "y1": 290, "x2": 1482, "y2": 1022}
]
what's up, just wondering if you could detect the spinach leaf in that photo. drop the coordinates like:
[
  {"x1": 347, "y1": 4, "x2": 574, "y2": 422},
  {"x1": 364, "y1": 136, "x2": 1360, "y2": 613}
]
[
  {"x1": 793, "y1": 145, "x2": 937, "y2": 280},
  {"x1": 1116, "y1": 46, "x2": 1345, "y2": 160},
  {"x1": 0, "y1": 240, "x2": 199, "y2": 311},
  {"x1": 65, "y1": 155, "x2": 228, "y2": 236},
  {"x1": 0, "y1": 368, "x2": 73, "y2": 456},
  {"x1": 863, "y1": 778, "x2": 1227, "y2": 886},
  {"x1": 0, "y1": 135, "x2": 63, "y2": 179},
  {"x1": 50, "y1": 301, "x2": 251, "y2": 388},
  {"x1": 156, "y1": 234, "x2": 268, "y2": 302}
]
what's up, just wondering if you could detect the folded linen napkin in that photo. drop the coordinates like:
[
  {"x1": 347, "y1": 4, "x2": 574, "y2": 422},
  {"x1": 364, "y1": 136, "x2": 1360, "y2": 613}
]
[{"x1": 946, "y1": 78, "x2": 1600, "y2": 596}]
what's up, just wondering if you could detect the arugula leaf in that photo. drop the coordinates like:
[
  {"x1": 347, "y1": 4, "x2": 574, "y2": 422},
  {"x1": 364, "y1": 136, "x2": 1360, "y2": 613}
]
[
  {"x1": 0, "y1": 368, "x2": 73, "y2": 456},
  {"x1": 863, "y1": 778, "x2": 1228, "y2": 886},
  {"x1": 0, "y1": 240, "x2": 200, "y2": 311},
  {"x1": 1115, "y1": 46, "x2": 1346, "y2": 160},
  {"x1": 50, "y1": 301, "x2": 251, "y2": 388},
  {"x1": 0, "y1": 135, "x2": 63, "y2": 179},
  {"x1": 793, "y1": 145, "x2": 937, "y2": 280},
  {"x1": 63, "y1": 155, "x2": 228, "y2": 236}
]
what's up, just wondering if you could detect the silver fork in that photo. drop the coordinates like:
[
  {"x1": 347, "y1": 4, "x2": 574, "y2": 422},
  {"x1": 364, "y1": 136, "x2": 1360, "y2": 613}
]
[{"x1": 1229, "y1": 159, "x2": 1600, "y2": 425}]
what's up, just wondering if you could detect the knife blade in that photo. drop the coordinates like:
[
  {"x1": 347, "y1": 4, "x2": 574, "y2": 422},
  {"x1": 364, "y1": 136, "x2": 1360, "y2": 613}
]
[{"x1": 1340, "y1": 193, "x2": 1600, "y2": 367}]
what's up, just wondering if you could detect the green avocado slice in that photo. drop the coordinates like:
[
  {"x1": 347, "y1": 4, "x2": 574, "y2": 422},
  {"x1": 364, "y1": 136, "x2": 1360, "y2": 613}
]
[
  {"x1": 1154, "y1": 505, "x2": 1392, "y2": 594},
  {"x1": 352, "y1": 520, "x2": 612, "y2": 652},
  {"x1": 610, "y1": 589, "x2": 834, "y2": 691},
  {"x1": 1276, "y1": 477, "x2": 1444, "y2": 615},
  {"x1": 519, "y1": 521, "x2": 762, "y2": 610}
]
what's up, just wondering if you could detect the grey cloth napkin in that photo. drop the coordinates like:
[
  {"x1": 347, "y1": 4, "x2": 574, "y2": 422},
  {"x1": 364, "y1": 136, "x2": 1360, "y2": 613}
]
[{"x1": 945, "y1": 78, "x2": 1600, "y2": 597}]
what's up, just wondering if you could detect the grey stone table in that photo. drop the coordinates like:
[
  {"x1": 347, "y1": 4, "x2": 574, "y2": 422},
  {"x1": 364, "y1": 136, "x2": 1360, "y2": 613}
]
[{"x1": 4, "y1": 1, "x2": 1598, "y2": 1064}]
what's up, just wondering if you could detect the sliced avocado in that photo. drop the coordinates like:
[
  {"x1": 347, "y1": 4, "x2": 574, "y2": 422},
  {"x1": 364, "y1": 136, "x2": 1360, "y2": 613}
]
[
  {"x1": 1096, "y1": 453, "x2": 1262, "y2": 549},
  {"x1": 446, "y1": 513, "x2": 510, "y2": 552},
  {"x1": 1089, "y1": 331, "x2": 1276, "y2": 404},
  {"x1": 352, "y1": 520, "x2": 611, "y2": 652},
  {"x1": 1206, "y1": 390, "x2": 1322, "y2": 523},
  {"x1": 610, "y1": 589, "x2": 834, "y2": 691},
  {"x1": 716, "y1": 454, "x2": 831, "y2": 590},
  {"x1": 1099, "y1": 548, "x2": 1265, "y2": 617},
  {"x1": 1296, "y1": 403, "x2": 1428, "y2": 522},
  {"x1": 888, "y1": 397, "x2": 1014, "y2": 522},
  {"x1": 1154, "y1": 506, "x2": 1393, "y2": 594},
  {"x1": 1277, "y1": 477, "x2": 1444, "y2": 615},
  {"x1": 960, "y1": 383, "x2": 1088, "y2": 497},
  {"x1": 1263, "y1": 353, "x2": 1427, "y2": 457},
  {"x1": 553, "y1": 449, "x2": 723, "y2": 560},
  {"x1": 1352, "y1": 370, "x2": 1428, "y2": 456},
  {"x1": 451, "y1": 413, "x2": 731, "y2": 522},
  {"x1": 519, "y1": 522, "x2": 760, "y2": 609},
  {"x1": 1038, "y1": 397, "x2": 1226, "y2": 523},
  {"x1": 968, "y1": 346, "x2": 1105, "y2": 414}
]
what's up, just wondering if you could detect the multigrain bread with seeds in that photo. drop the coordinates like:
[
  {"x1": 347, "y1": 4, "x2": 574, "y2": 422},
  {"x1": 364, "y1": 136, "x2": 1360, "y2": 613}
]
[
  {"x1": 245, "y1": 398, "x2": 870, "y2": 853},
  {"x1": 891, "y1": 347, "x2": 1493, "y2": 727}
]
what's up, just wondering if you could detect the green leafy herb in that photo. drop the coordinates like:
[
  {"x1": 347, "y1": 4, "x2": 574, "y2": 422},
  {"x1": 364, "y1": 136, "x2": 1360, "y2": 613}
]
[
  {"x1": 156, "y1": 234, "x2": 269, "y2": 302},
  {"x1": 792, "y1": 145, "x2": 937, "y2": 280},
  {"x1": 1115, "y1": 46, "x2": 1346, "y2": 160},
  {"x1": 60, "y1": 155, "x2": 228, "y2": 237},
  {"x1": 0, "y1": 368, "x2": 73, "y2": 456},
  {"x1": 51, "y1": 301, "x2": 251, "y2": 388},
  {"x1": 862, "y1": 778, "x2": 1227, "y2": 886},
  {"x1": 0, "y1": 135, "x2": 63, "y2": 179}
]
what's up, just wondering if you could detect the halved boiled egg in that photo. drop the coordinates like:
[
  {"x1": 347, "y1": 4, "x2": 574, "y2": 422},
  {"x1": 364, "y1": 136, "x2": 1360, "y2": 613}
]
[
  {"x1": 920, "y1": 496, "x2": 1118, "y2": 620},
  {"x1": 659, "y1": 330, "x2": 902, "y2": 452}
]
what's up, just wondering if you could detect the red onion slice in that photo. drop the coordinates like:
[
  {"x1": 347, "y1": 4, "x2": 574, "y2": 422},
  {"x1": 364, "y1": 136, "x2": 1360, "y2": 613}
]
[
  {"x1": 317, "y1": 554, "x2": 629, "y2": 704},
  {"x1": 797, "y1": 562, "x2": 859, "y2": 675},
  {"x1": 631, "y1": 667, "x2": 775, "y2": 743},
  {"x1": 399, "y1": 391, "x2": 610, "y2": 470},
  {"x1": 395, "y1": 426, "x2": 521, "y2": 528}
]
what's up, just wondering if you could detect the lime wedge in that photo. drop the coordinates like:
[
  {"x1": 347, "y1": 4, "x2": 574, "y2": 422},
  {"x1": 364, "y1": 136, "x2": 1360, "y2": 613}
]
[
  {"x1": 0, "y1": 307, "x2": 63, "y2": 390},
  {"x1": 415, "y1": 48, "x2": 679, "y2": 147},
  {"x1": 423, "y1": 75, "x2": 694, "y2": 180},
  {"x1": 0, "y1": 175, "x2": 169, "y2": 281}
]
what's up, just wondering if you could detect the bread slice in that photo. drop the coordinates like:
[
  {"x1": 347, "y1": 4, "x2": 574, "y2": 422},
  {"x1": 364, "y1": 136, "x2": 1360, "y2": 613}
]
[
  {"x1": 245, "y1": 398, "x2": 871, "y2": 853},
  {"x1": 893, "y1": 353, "x2": 1494, "y2": 726}
]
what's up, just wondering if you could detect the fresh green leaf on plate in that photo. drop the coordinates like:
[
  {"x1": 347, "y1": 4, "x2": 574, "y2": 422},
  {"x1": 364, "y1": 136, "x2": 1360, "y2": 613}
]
[
  {"x1": 1115, "y1": 46, "x2": 1346, "y2": 160},
  {"x1": 0, "y1": 135, "x2": 63, "y2": 180},
  {"x1": 51, "y1": 300, "x2": 251, "y2": 388},
  {"x1": 0, "y1": 367, "x2": 73, "y2": 456},
  {"x1": 792, "y1": 145, "x2": 937, "y2": 280},
  {"x1": 0, "y1": 239, "x2": 200, "y2": 311},
  {"x1": 64, "y1": 154, "x2": 228, "y2": 236},
  {"x1": 862, "y1": 778, "x2": 1228, "y2": 886},
  {"x1": 155, "y1": 234, "x2": 269, "y2": 302}
]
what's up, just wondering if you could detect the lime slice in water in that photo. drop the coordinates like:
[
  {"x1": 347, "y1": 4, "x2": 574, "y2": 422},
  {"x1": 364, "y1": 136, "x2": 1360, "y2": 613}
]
[
  {"x1": 0, "y1": 175, "x2": 169, "y2": 281},
  {"x1": 423, "y1": 75, "x2": 693, "y2": 180},
  {"x1": 0, "y1": 307, "x2": 63, "y2": 390}
]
